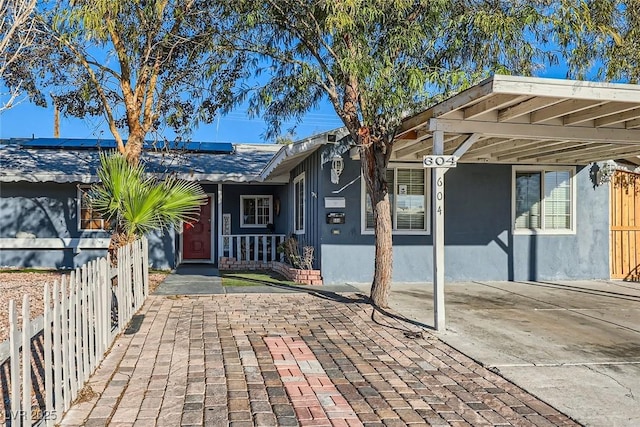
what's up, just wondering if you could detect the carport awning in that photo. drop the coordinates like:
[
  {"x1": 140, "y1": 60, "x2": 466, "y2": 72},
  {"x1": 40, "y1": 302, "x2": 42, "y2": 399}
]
[{"x1": 394, "y1": 75, "x2": 640, "y2": 165}]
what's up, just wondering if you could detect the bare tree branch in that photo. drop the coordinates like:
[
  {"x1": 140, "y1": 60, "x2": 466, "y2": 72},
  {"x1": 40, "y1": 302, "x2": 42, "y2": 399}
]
[
  {"x1": 0, "y1": 0, "x2": 36, "y2": 111},
  {"x1": 51, "y1": 29, "x2": 126, "y2": 153}
]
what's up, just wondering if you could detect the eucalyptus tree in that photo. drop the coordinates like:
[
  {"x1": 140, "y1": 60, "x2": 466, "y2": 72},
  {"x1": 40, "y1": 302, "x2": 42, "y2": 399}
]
[
  {"x1": 556, "y1": 0, "x2": 640, "y2": 82},
  {"x1": 22, "y1": 0, "x2": 243, "y2": 163},
  {"x1": 0, "y1": 0, "x2": 37, "y2": 111},
  {"x1": 226, "y1": 0, "x2": 556, "y2": 307}
]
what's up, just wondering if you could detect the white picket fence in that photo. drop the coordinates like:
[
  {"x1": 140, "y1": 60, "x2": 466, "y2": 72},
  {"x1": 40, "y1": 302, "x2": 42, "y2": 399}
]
[{"x1": 4, "y1": 237, "x2": 149, "y2": 426}]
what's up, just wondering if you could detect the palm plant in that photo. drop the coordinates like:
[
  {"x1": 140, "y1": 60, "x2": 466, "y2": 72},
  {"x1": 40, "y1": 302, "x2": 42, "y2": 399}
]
[{"x1": 90, "y1": 151, "x2": 207, "y2": 262}]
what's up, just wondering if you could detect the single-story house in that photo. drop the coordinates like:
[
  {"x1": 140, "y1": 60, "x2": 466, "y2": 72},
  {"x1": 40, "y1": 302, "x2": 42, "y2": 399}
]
[{"x1": 1, "y1": 75, "x2": 640, "y2": 284}]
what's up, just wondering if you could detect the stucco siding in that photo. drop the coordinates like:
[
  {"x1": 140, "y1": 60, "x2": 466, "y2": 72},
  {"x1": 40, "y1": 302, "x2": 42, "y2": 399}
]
[
  {"x1": 0, "y1": 182, "x2": 176, "y2": 269},
  {"x1": 290, "y1": 150, "x2": 322, "y2": 269},
  {"x1": 511, "y1": 167, "x2": 610, "y2": 281},
  {"x1": 318, "y1": 156, "x2": 610, "y2": 284},
  {"x1": 0, "y1": 248, "x2": 105, "y2": 269},
  {"x1": 0, "y1": 182, "x2": 106, "y2": 239},
  {"x1": 1, "y1": 155, "x2": 610, "y2": 280},
  {"x1": 147, "y1": 229, "x2": 176, "y2": 270}
]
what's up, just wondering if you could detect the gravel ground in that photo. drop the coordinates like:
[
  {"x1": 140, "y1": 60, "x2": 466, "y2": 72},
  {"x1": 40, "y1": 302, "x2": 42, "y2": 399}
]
[{"x1": 0, "y1": 271, "x2": 169, "y2": 343}]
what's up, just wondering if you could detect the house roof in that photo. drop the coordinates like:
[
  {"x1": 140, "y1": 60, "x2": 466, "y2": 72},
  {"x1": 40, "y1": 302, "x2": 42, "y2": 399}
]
[
  {"x1": 393, "y1": 75, "x2": 640, "y2": 165},
  {"x1": 0, "y1": 139, "x2": 281, "y2": 184},
  {"x1": 259, "y1": 128, "x2": 349, "y2": 182}
]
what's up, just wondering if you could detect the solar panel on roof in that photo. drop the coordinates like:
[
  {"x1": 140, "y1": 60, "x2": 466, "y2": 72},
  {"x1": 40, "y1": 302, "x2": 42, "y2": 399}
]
[
  {"x1": 18, "y1": 138, "x2": 118, "y2": 149},
  {"x1": 16, "y1": 138, "x2": 234, "y2": 154},
  {"x1": 144, "y1": 140, "x2": 234, "y2": 154}
]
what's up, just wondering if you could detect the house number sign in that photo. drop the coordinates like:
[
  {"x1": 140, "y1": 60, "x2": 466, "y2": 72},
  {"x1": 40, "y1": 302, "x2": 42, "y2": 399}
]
[
  {"x1": 435, "y1": 176, "x2": 444, "y2": 215},
  {"x1": 424, "y1": 155, "x2": 456, "y2": 218},
  {"x1": 422, "y1": 155, "x2": 457, "y2": 168}
]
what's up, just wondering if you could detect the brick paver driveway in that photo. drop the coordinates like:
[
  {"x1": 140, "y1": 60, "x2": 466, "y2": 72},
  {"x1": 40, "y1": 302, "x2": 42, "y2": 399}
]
[{"x1": 61, "y1": 293, "x2": 578, "y2": 426}]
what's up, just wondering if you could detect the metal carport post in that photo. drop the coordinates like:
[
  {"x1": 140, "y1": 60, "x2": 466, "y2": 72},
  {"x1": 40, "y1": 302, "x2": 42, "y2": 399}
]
[
  {"x1": 430, "y1": 128, "x2": 480, "y2": 331},
  {"x1": 431, "y1": 130, "x2": 446, "y2": 331}
]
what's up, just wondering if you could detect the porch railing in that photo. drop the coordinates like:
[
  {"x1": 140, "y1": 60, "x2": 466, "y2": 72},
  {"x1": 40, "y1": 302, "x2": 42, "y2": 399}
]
[{"x1": 222, "y1": 234, "x2": 286, "y2": 262}]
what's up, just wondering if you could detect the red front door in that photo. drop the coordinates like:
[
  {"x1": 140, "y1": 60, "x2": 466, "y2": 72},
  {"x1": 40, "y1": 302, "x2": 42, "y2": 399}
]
[{"x1": 183, "y1": 196, "x2": 212, "y2": 260}]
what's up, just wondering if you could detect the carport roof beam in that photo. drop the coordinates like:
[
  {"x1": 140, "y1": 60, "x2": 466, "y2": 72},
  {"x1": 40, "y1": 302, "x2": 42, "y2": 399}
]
[
  {"x1": 395, "y1": 75, "x2": 640, "y2": 165},
  {"x1": 429, "y1": 118, "x2": 640, "y2": 145}
]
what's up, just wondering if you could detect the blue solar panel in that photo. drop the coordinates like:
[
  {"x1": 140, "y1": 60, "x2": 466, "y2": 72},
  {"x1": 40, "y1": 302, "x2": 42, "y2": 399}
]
[
  {"x1": 145, "y1": 140, "x2": 234, "y2": 153},
  {"x1": 17, "y1": 138, "x2": 118, "y2": 149},
  {"x1": 16, "y1": 138, "x2": 234, "y2": 154}
]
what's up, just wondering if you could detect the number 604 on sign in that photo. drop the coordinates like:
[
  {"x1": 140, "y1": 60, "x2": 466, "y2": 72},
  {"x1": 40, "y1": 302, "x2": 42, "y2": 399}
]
[{"x1": 422, "y1": 155, "x2": 457, "y2": 168}]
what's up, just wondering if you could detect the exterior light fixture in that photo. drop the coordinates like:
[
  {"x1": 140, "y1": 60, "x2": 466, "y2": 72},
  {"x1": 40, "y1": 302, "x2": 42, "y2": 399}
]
[
  {"x1": 597, "y1": 161, "x2": 617, "y2": 186},
  {"x1": 331, "y1": 155, "x2": 344, "y2": 184}
]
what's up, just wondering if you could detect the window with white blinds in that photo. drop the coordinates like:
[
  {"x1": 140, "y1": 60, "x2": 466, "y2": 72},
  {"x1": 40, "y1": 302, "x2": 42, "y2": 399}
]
[
  {"x1": 365, "y1": 169, "x2": 394, "y2": 230},
  {"x1": 513, "y1": 167, "x2": 575, "y2": 233},
  {"x1": 396, "y1": 169, "x2": 426, "y2": 230},
  {"x1": 363, "y1": 166, "x2": 428, "y2": 234},
  {"x1": 544, "y1": 170, "x2": 572, "y2": 229},
  {"x1": 515, "y1": 172, "x2": 541, "y2": 229}
]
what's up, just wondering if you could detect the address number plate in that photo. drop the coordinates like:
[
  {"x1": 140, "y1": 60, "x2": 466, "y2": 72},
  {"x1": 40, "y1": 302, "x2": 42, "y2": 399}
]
[{"x1": 423, "y1": 155, "x2": 457, "y2": 168}]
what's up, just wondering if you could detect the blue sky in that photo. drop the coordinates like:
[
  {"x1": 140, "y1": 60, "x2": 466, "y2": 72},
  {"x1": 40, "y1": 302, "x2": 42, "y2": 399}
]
[
  {"x1": 0, "y1": 96, "x2": 345, "y2": 143},
  {"x1": 1, "y1": 64, "x2": 570, "y2": 144}
]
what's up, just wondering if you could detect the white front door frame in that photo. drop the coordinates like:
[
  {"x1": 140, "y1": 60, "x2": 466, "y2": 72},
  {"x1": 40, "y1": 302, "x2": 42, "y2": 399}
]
[{"x1": 179, "y1": 192, "x2": 216, "y2": 264}]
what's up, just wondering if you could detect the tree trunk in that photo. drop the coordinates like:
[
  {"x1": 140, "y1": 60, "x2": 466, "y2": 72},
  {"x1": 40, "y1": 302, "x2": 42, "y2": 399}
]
[
  {"x1": 359, "y1": 126, "x2": 394, "y2": 308},
  {"x1": 370, "y1": 193, "x2": 393, "y2": 307},
  {"x1": 108, "y1": 230, "x2": 136, "y2": 267},
  {"x1": 124, "y1": 131, "x2": 144, "y2": 165}
]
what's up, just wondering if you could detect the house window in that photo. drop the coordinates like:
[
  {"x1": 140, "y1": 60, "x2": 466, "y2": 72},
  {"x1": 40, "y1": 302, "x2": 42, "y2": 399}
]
[
  {"x1": 362, "y1": 165, "x2": 429, "y2": 234},
  {"x1": 513, "y1": 166, "x2": 575, "y2": 234},
  {"x1": 294, "y1": 172, "x2": 305, "y2": 234},
  {"x1": 78, "y1": 185, "x2": 105, "y2": 231},
  {"x1": 240, "y1": 195, "x2": 272, "y2": 227}
]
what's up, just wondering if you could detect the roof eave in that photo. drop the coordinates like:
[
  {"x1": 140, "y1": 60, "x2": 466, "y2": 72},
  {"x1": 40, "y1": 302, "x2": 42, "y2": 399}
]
[
  {"x1": 259, "y1": 128, "x2": 348, "y2": 181},
  {"x1": 0, "y1": 174, "x2": 98, "y2": 183}
]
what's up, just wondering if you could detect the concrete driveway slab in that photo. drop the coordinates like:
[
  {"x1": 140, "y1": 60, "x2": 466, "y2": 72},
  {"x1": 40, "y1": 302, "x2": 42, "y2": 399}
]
[
  {"x1": 497, "y1": 363, "x2": 639, "y2": 427},
  {"x1": 352, "y1": 280, "x2": 640, "y2": 426}
]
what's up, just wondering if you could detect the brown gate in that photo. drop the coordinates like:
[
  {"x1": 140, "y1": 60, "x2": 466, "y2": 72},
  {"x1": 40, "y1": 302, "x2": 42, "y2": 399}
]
[{"x1": 610, "y1": 170, "x2": 640, "y2": 280}]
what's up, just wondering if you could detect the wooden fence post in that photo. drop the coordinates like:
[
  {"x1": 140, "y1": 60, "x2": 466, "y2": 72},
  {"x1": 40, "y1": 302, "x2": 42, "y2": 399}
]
[
  {"x1": 22, "y1": 295, "x2": 32, "y2": 427},
  {"x1": 143, "y1": 237, "x2": 149, "y2": 296},
  {"x1": 102, "y1": 257, "x2": 110, "y2": 347},
  {"x1": 68, "y1": 270, "x2": 78, "y2": 401},
  {"x1": 126, "y1": 244, "x2": 133, "y2": 320},
  {"x1": 44, "y1": 283, "x2": 53, "y2": 427},
  {"x1": 52, "y1": 280, "x2": 62, "y2": 417},
  {"x1": 9, "y1": 299, "x2": 20, "y2": 423},
  {"x1": 60, "y1": 275, "x2": 70, "y2": 411},
  {"x1": 81, "y1": 264, "x2": 90, "y2": 380},
  {"x1": 132, "y1": 242, "x2": 138, "y2": 310},
  {"x1": 136, "y1": 240, "x2": 143, "y2": 308},
  {"x1": 117, "y1": 246, "x2": 125, "y2": 332},
  {"x1": 88, "y1": 260, "x2": 96, "y2": 373}
]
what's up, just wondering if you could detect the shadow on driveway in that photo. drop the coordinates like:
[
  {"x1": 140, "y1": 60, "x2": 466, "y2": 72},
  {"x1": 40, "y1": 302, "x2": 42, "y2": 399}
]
[{"x1": 352, "y1": 280, "x2": 640, "y2": 426}]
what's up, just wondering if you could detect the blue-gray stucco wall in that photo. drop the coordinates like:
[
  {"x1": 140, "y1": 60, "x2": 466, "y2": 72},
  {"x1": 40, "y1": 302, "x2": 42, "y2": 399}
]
[
  {"x1": 0, "y1": 182, "x2": 176, "y2": 269},
  {"x1": 146, "y1": 229, "x2": 176, "y2": 270},
  {"x1": 314, "y1": 147, "x2": 610, "y2": 284},
  {"x1": 1, "y1": 182, "x2": 96, "y2": 238},
  {"x1": 289, "y1": 150, "x2": 323, "y2": 269}
]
